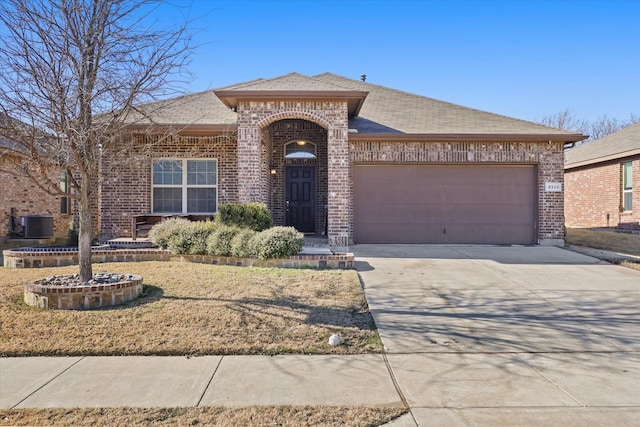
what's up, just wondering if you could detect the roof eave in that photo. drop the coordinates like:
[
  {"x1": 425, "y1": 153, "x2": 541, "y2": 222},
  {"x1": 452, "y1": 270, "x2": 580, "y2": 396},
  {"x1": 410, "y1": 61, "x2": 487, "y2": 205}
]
[
  {"x1": 213, "y1": 90, "x2": 369, "y2": 117},
  {"x1": 124, "y1": 123, "x2": 238, "y2": 135},
  {"x1": 349, "y1": 133, "x2": 588, "y2": 143},
  {"x1": 565, "y1": 148, "x2": 640, "y2": 170}
]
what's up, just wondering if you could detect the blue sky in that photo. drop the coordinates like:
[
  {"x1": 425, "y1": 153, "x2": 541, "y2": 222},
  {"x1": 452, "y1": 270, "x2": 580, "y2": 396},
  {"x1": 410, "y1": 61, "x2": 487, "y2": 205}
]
[{"x1": 167, "y1": 0, "x2": 639, "y2": 124}]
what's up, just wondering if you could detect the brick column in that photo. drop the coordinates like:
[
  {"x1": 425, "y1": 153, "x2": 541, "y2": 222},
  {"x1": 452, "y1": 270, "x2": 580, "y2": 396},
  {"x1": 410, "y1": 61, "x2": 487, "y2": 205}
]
[
  {"x1": 538, "y1": 141, "x2": 565, "y2": 246},
  {"x1": 327, "y1": 125, "x2": 350, "y2": 250},
  {"x1": 236, "y1": 125, "x2": 263, "y2": 203}
]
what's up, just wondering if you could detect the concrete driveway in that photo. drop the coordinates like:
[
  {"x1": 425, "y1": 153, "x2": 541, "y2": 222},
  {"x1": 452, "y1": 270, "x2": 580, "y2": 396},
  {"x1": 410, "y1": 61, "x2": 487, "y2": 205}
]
[{"x1": 354, "y1": 245, "x2": 640, "y2": 426}]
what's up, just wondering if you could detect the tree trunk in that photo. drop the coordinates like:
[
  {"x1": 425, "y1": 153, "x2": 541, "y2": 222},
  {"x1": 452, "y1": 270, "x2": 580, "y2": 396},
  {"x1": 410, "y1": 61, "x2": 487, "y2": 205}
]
[{"x1": 78, "y1": 171, "x2": 93, "y2": 283}]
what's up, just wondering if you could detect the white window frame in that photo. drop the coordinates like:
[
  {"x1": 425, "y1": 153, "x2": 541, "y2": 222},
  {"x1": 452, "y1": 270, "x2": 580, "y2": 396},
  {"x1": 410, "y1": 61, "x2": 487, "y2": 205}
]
[
  {"x1": 622, "y1": 161, "x2": 633, "y2": 212},
  {"x1": 151, "y1": 158, "x2": 218, "y2": 214}
]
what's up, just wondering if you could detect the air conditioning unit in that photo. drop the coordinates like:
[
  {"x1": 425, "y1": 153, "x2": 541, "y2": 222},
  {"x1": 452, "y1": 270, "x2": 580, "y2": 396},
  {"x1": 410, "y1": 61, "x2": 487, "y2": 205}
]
[{"x1": 21, "y1": 215, "x2": 54, "y2": 239}]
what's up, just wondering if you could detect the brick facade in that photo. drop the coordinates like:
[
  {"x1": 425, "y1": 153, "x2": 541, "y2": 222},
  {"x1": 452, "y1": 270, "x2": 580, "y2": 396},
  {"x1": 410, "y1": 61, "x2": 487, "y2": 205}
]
[
  {"x1": 1, "y1": 154, "x2": 72, "y2": 241},
  {"x1": 565, "y1": 156, "x2": 640, "y2": 229},
  {"x1": 97, "y1": 128, "x2": 567, "y2": 246},
  {"x1": 99, "y1": 134, "x2": 238, "y2": 239}
]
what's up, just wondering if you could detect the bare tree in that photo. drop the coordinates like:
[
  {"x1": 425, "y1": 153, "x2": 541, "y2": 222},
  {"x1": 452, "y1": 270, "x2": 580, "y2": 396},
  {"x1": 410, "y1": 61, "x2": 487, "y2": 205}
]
[
  {"x1": 0, "y1": 0, "x2": 192, "y2": 281},
  {"x1": 539, "y1": 109, "x2": 590, "y2": 135},
  {"x1": 589, "y1": 114, "x2": 640, "y2": 140},
  {"x1": 539, "y1": 109, "x2": 639, "y2": 143}
]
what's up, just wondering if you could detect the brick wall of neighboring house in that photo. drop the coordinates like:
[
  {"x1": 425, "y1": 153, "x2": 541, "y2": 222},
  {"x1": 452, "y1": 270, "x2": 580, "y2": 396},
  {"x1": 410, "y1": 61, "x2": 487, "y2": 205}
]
[
  {"x1": 565, "y1": 156, "x2": 640, "y2": 229},
  {"x1": 99, "y1": 134, "x2": 238, "y2": 240},
  {"x1": 349, "y1": 140, "x2": 567, "y2": 245},
  {"x1": 0, "y1": 154, "x2": 72, "y2": 242}
]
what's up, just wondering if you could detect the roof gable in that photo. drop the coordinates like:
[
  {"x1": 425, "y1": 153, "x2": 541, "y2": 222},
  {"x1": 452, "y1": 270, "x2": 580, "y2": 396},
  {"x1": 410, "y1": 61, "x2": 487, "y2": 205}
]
[
  {"x1": 213, "y1": 72, "x2": 368, "y2": 116},
  {"x1": 219, "y1": 72, "x2": 356, "y2": 92},
  {"x1": 565, "y1": 122, "x2": 640, "y2": 168}
]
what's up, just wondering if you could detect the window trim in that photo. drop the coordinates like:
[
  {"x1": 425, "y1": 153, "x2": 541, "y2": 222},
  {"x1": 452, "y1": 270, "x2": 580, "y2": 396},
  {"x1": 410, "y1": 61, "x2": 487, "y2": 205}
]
[
  {"x1": 622, "y1": 161, "x2": 633, "y2": 212},
  {"x1": 151, "y1": 158, "x2": 218, "y2": 214}
]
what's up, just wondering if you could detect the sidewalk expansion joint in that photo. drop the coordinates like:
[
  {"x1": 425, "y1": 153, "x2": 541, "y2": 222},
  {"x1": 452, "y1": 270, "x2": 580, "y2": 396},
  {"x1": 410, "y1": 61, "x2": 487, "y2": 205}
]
[
  {"x1": 12, "y1": 356, "x2": 85, "y2": 409},
  {"x1": 516, "y1": 354, "x2": 586, "y2": 408},
  {"x1": 196, "y1": 355, "x2": 223, "y2": 407},
  {"x1": 383, "y1": 353, "x2": 417, "y2": 424}
]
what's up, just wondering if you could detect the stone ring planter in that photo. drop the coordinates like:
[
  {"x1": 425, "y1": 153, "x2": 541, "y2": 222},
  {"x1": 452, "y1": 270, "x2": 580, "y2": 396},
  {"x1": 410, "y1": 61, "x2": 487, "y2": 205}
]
[{"x1": 24, "y1": 273, "x2": 143, "y2": 310}]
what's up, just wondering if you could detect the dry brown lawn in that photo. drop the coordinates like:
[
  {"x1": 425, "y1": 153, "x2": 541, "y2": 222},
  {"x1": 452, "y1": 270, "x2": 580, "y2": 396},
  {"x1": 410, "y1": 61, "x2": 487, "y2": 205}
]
[
  {"x1": 0, "y1": 406, "x2": 408, "y2": 426},
  {"x1": 0, "y1": 261, "x2": 382, "y2": 356},
  {"x1": 565, "y1": 228, "x2": 640, "y2": 271},
  {"x1": 565, "y1": 228, "x2": 640, "y2": 256}
]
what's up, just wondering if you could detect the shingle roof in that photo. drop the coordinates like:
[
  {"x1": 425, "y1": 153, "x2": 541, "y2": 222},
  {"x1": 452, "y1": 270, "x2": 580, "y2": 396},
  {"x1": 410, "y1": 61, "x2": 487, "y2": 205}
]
[
  {"x1": 126, "y1": 89, "x2": 237, "y2": 126},
  {"x1": 220, "y1": 72, "x2": 358, "y2": 92},
  {"x1": 565, "y1": 122, "x2": 640, "y2": 168},
  {"x1": 0, "y1": 113, "x2": 26, "y2": 153},
  {"x1": 314, "y1": 73, "x2": 578, "y2": 136},
  {"x1": 128, "y1": 72, "x2": 585, "y2": 140}
]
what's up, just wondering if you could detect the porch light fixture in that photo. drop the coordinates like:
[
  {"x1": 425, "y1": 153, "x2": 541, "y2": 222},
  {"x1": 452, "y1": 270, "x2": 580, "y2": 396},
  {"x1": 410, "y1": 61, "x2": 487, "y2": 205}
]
[
  {"x1": 296, "y1": 140, "x2": 306, "y2": 146},
  {"x1": 269, "y1": 164, "x2": 277, "y2": 175}
]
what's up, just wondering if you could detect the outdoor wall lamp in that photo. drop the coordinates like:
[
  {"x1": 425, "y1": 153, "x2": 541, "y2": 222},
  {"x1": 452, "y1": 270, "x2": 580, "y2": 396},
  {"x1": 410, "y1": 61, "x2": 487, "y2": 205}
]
[{"x1": 269, "y1": 164, "x2": 277, "y2": 175}]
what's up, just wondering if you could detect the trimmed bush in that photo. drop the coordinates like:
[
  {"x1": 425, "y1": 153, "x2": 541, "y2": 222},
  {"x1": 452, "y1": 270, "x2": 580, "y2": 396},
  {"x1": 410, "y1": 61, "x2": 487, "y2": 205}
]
[
  {"x1": 167, "y1": 221, "x2": 217, "y2": 255},
  {"x1": 148, "y1": 217, "x2": 192, "y2": 249},
  {"x1": 249, "y1": 226, "x2": 304, "y2": 260},
  {"x1": 230, "y1": 229, "x2": 258, "y2": 258},
  {"x1": 206, "y1": 225, "x2": 242, "y2": 256},
  {"x1": 66, "y1": 221, "x2": 79, "y2": 247},
  {"x1": 215, "y1": 202, "x2": 273, "y2": 231}
]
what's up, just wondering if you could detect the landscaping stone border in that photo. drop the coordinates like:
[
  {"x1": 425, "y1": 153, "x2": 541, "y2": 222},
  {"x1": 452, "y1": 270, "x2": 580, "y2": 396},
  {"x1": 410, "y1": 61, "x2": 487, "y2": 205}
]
[
  {"x1": 24, "y1": 274, "x2": 144, "y2": 310},
  {"x1": 3, "y1": 247, "x2": 354, "y2": 269}
]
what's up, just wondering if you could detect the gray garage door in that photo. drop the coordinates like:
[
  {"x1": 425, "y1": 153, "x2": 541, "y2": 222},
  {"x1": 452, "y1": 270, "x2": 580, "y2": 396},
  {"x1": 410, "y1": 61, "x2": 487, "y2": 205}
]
[{"x1": 353, "y1": 164, "x2": 537, "y2": 244}]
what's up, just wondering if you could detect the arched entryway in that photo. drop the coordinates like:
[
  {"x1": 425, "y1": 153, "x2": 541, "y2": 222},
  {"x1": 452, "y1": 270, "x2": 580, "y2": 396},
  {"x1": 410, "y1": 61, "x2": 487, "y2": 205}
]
[{"x1": 265, "y1": 119, "x2": 328, "y2": 235}]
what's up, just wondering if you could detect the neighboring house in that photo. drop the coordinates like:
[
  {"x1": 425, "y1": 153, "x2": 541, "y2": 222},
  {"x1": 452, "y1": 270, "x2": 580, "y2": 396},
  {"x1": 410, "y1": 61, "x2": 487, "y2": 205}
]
[
  {"x1": 0, "y1": 117, "x2": 72, "y2": 241},
  {"x1": 565, "y1": 122, "x2": 640, "y2": 230},
  {"x1": 100, "y1": 72, "x2": 585, "y2": 248}
]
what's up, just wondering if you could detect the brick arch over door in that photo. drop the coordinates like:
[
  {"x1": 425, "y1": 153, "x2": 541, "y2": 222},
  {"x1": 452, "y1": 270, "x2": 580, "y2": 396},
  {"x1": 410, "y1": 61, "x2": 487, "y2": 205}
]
[
  {"x1": 267, "y1": 119, "x2": 329, "y2": 233},
  {"x1": 256, "y1": 110, "x2": 332, "y2": 131}
]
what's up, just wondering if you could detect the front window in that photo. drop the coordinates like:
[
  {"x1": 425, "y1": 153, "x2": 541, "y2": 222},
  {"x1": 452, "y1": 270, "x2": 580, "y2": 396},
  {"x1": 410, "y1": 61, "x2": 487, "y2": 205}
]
[
  {"x1": 60, "y1": 170, "x2": 71, "y2": 214},
  {"x1": 622, "y1": 162, "x2": 633, "y2": 211},
  {"x1": 152, "y1": 159, "x2": 217, "y2": 213}
]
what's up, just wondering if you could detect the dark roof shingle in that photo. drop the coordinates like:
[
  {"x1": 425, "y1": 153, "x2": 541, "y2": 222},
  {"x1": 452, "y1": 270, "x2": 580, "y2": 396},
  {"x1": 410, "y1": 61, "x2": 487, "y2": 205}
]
[{"x1": 565, "y1": 122, "x2": 640, "y2": 168}]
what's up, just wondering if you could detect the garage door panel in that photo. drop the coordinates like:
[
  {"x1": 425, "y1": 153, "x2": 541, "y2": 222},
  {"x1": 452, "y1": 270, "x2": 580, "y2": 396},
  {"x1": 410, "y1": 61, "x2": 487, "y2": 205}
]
[{"x1": 354, "y1": 165, "x2": 536, "y2": 244}]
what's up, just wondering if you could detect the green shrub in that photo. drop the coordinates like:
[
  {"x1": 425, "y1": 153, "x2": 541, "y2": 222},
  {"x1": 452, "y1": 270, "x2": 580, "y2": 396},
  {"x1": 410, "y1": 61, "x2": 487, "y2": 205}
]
[
  {"x1": 206, "y1": 225, "x2": 242, "y2": 256},
  {"x1": 215, "y1": 202, "x2": 273, "y2": 231},
  {"x1": 148, "y1": 217, "x2": 192, "y2": 249},
  {"x1": 250, "y1": 226, "x2": 304, "y2": 260},
  {"x1": 66, "y1": 221, "x2": 79, "y2": 247},
  {"x1": 167, "y1": 221, "x2": 217, "y2": 255},
  {"x1": 230, "y1": 229, "x2": 258, "y2": 258}
]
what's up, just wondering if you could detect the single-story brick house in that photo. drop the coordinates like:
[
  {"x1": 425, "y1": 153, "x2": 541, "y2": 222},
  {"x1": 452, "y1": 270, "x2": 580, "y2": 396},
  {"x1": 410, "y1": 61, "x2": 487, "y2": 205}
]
[
  {"x1": 0, "y1": 114, "x2": 72, "y2": 241},
  {"x1": 565, "y1": 122, "x2": 640, "y2": 230},
  {"x1": 101, "y1": 72, "x2": 585, "y2": 249}
]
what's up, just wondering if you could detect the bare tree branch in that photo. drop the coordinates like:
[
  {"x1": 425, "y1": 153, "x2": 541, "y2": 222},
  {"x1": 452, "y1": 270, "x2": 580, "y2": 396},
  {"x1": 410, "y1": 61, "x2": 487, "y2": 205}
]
[
  {"x1": 0, "y1": 0, "x2": 193, "y2": 281},
  {"x1": 539, "y1": 109, "x2": 639, "y2": 143}
]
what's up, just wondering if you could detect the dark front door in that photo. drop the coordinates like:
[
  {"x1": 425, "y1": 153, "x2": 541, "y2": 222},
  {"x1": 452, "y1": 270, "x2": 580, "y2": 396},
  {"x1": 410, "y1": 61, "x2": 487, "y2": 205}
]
[{"x1": 286, "y1": 166, "x2": 315, "y2": 233}]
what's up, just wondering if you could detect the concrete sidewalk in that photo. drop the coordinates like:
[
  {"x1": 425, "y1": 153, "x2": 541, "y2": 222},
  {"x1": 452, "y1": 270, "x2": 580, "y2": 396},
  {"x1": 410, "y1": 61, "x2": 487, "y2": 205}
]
[{"x1": 1, "y1": 355, "x2": 402, "y2": 409}]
